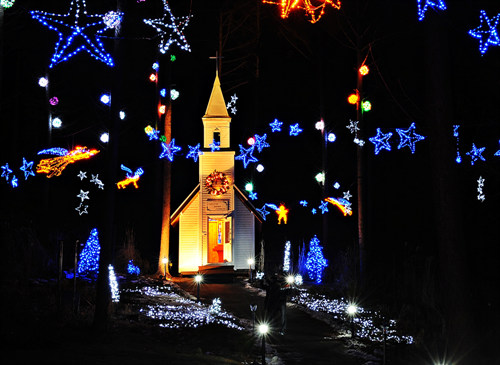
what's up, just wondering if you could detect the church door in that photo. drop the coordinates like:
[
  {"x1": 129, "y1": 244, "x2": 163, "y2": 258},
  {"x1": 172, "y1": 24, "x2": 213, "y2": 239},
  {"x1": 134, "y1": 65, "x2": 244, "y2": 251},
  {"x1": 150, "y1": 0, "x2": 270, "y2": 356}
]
[{"x1": 208, "y1": 217, "x2": 232, "y2": 264}]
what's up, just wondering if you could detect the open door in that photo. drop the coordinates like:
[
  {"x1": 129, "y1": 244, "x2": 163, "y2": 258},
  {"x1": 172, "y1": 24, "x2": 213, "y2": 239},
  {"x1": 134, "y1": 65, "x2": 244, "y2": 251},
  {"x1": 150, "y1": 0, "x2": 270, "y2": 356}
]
[{"x1": 208, "y1": 216, "x2": 232, "y2": 263}]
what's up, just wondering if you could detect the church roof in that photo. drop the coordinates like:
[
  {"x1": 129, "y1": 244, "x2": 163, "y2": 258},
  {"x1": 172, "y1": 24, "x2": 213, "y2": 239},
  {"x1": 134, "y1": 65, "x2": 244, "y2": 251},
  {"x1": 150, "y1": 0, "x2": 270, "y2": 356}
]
[{"x1": 203, "y1": 74, "x2": 230, "y2": 119}]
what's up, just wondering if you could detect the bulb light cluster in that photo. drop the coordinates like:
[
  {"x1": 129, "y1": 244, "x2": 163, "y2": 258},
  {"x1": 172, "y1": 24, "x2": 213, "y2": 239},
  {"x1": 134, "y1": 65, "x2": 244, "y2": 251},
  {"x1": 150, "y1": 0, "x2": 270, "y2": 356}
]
[
  {"x1": 290, "y1": 289, "x2": 414, "y2": 344},
  {"x1": 77, "y1": 228, "x2": 100, "y2": 276},
  {"x1": 305, "y1": 235, "x2": 327, "y2": 284},
  {"x1": 127, "y1": 260, "x2": 141, "y2": 275},
  {"x1": 108, "y1": 264, "x2": 120, "y2": 302},
  {"x1": 262, "y1": 0, "x2": 341, "y2": 24},
  {"x1": 1, "y1": 0, "x2": 15, "y2": 9},
  {"x1": 417, "y1": 0, "x2": 446, "y2": 21},
  {"x1": 477, "y1": 176, "x2": 485, "y2": 202},
  {"x1": 283, "y1": 241, "x2": 291, "y2": 272}
]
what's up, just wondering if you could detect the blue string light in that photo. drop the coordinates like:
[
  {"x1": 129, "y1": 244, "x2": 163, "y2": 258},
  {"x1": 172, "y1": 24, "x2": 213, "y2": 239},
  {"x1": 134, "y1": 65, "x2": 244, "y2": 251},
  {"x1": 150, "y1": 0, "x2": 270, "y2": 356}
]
[
  {"x1": 253, "y1": 134, "x2": 270, "y2": 153},
  {"x1": 368, "y1": 128, "x2": 392, "y2": 155},
  {"x1": 495, "y1": 140, "x2": 500, "y2": 157},
  {"x1": 19, "y1": 158, "x2": 35, "y2": 180},
  {"x1": 249, "y1": 192, "x2": 257, "y2": 200},
  {"x1": 289, "y1": 123, "x2": 303, "y2": 136},
  {"x1": 300, "y1": 200, "x2": 308, "y2": 207},
  {"x1": 108, "y1": 265, "x2": 120, "y2": 302},
  {"x1": 256, "y1": 205, "x2": 270, "y2": 220},
  {"x1": 235, "y1": 144, "x2": 258, "y2": 168},
  {"x1": 143, "y1": 0, "x2": 191, "y2": 54},
  {"x1": 311, "y1": 208, "x2": 317, "y2": 215},
  {"x1": 319, "y1": 201, "x2": 329, "y2": 214},
  {"x1": 30, "y1": 0, "x2": 116, "y2": 68},
  {"x1": 159, "y1": 139, "x2": 181, "y2": 161},
  {"x1": 128, "y1": 260, "x2": 141, "y2": 275},
  {"x1": 186, "y1": 143, "x2": 200, "y2": 162},
  {"x1": 38, "y1": 147, "x2": 68, "y2": 156},
  {"x1": 468, "y1": 10, "x2": 500, "y2": 55},
  {"x1": 11, "y1": 175, "x2": 18, "y2": 188},
  {"x1": 465, "y1": 143, "x2": 486, "y2": 165},
  {"x1": 416, "y1": 0, "x2": 446, "y2": 21},
  {"x1": 209, "y1": 139, "x2": 221, "y2": 152},
  {"x1": 269, "y1": 119, "x2": 283, "y2": 132},
  {"x1": 305, "y1": 235, "x2": 327, "y2": 285},
  {"x1": 283, "y1": 241, "x2": 291, "y2": 272},
  {"x1": 1, "y1": 163, "x2": 13, "y2": 181},
  {"x1": 77, "y1": 228, "x2": 100, "y2": 277},
  {"x1": 396, "y1": 122, "x2": 426, "y2": 154},
  {"x1": 453, "y1": 125, "x2": 462, "y2": 163}
]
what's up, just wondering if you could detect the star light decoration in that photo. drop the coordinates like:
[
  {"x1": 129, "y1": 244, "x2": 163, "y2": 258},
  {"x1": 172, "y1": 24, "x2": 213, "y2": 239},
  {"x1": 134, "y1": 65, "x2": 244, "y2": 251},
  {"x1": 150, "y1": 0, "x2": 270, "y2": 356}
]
[
  {"x1": 11, "y1": 175, "x2": 18, "y2": 188},
  {"x1": 263, "y1": 0, "x2": 341, "y2": 24},
  {"x1": 186, "y1": 143, "x2": 201, "y2": 162},
  {"x1": 453, "y1": 125, "x2": 462, "y2": 163},
  {"x1": 465, "y1": 143, "x2": 486, "y2": 165},
  {"x1": 396, "y1": 123, "x2": 426, "y2": 154},
  {"x1": 253, "y1": 134, "x2": 270, "y2": 153},
  {"x1": 209, "y1": 140, "x2": 221, "y2": 152},
  {"x1": 226, "y1": 94, "x2": 238, "y2": 115},
  {"x1": 90, "y1": 173, "x2": 104, "y2": 189},
  {"x1": 159, "y1": 139, "x2": 182, "y2": 161},
  {"x1": 289, "y1": 123, "x2": 303, "y2": 136},
  {"x1": 319, "y1": 201, "x2": 329, "y2": 214},
  {"x1": 477, "y1": 176, "x2": 485, "y2": 202},
  {"x1": 235, "y1": 145, "x2": 258, "y2": 168},
  {"x1": 75, "y1": 203, "x2": 88, "y2": 215},
  {"x1": 256, "y1": 204, "x2": 271, "y2": 220},
  {"x1": 77, "y1": 189, "x2": 90, "y2": 201},
  {"x1": 468, "y1": 10, "x2": 500, "y2": 55},
  {"x1": 20, "y1": 158, "x2": 35, "y2": 180},
  {"x1": 249, "y1": 192, "x2": 258, "y2": 200},
  {"x1": 369, "y1": 128, "x2": 392, "y2": 155},
  {"x1": 416, "y1": 0, "x2": 446, "y2": 21},
  {"x1": 143, "y1": 0, "x2": 191, "y2": 54},
  {"x1": 77, "y1": 171, "x2": 87, "y2": 180},
  {"x1": 30, "y1": 0, "x2": 119, "y2": 68},
  {"x1": 269, "y1": 119, "x2": 283, "y2": 132},
  {"x1": 1, "y1": 163, "x2": 13, "y2": 181},
  {"x1": 495, "y1": 140, "x2": 500, "y2": 157}
]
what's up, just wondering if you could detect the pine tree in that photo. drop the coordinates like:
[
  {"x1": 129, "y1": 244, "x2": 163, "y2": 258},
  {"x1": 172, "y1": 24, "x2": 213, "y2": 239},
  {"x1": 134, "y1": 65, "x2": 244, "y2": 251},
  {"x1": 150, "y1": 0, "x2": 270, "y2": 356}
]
[
  {"x1": 306, "y1": 235, "x2": 328, "y2": 284},
  {"x1": 77, "y1": 228, "x2": 100, "y2": 277},
  {"x1": 298, "y1": 241, "x2": 307, "y2": 276}
]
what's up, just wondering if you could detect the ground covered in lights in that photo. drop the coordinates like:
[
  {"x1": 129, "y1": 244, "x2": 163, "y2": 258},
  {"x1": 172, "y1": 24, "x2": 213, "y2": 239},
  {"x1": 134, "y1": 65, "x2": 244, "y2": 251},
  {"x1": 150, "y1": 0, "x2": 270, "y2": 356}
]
[{"x1": 1, "y1": 275, "x2": 421, "y2": 365}]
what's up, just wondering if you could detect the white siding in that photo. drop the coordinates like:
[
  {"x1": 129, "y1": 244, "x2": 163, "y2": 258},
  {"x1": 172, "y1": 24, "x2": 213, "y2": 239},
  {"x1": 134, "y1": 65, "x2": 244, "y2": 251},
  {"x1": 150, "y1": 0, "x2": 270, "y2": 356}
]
[
  {"x1": 232, "y1": 196, "x2": 255, "y2": 270},
  {"x1": 178, "y1": 194, "x2": 201, "y2": 272}
]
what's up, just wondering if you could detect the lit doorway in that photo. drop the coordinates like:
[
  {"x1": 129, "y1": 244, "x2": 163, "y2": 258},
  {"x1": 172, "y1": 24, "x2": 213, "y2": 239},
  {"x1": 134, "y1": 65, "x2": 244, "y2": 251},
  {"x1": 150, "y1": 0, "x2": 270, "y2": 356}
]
[{"x1": 208, "y1": 216, "x2": 232, "y2": 264}]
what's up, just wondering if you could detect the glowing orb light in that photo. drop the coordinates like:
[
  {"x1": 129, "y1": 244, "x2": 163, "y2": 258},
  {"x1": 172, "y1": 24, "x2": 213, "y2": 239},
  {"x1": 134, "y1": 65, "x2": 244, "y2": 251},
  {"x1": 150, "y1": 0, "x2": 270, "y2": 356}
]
[
  {"x1": 100, "y1": 133, "x2": 109, "y2": 143},
  {"x1": 149, "y1": 73, "x2": 157, "y2": 82},
  {"x1": 170, "y1": 89, "x2": 179, "y2": 100},
  {"x1": 361, "y1": 100, "x2": 372, "y2": 112},
  {"x1": 348, "y1": 93, "x2": 359, "y2": 105},
  {"x1": 245, "y1": 182, "x2": 254, "y2": 192},
  {"x1": 49, "y1": 97, "x2": 59, "y2": 106},
  {"x1": 327, "y1": 133, "x2": 336, "y2": 142},
  {"x1": 119, "y1": 111, "x2": 126, "y2": 120},
  {"x1": 256, "y1": 164, "x2": 264, "y2": 172},
  {"x1": 247, "y1": 137, "x2": 256, "y2": 146},
  {"x1": 359, "y1": 65, "x2": 369, "y2": 76},
  {"x1": 100, "y1": 94, "x2": 111, "y2": 105},
  {"x1": 38, "y1": 77, "x2": 48, "y2": 87},
  {"x1": 51, "y1": 117, "x2": 62, "y2": 128},
  {"x1": 315, "y1": 120, "x2": 325, "y2": 131}
]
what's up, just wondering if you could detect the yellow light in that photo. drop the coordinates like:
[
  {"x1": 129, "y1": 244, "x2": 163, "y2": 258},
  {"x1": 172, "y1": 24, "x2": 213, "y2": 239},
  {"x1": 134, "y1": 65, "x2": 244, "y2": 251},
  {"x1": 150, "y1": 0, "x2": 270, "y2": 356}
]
[
  {"x1": 116, "y1": 175, "x2": 140, "y2": 189},
  {"x1": 359, "y1": 65, "x2": 369, "y2": 76},
  {"x1": 149, "y1": 73, "x2": 157, "y2": 82},
  {"x1": 325, "y1": 197, "x2": 353, "y2": 216},
  {"x1": 257, "y1": 323, "x2": 269, "y2": 335},
  {"x1": 263, "y1": 0, "x2": 341, "y2": 23},
  {"x1": 159, "y1": 105, "x2": 166, "y2": 114},
  {"x1": 162, "y1": 257, "x2": 169, "y2": 264},
  {"x1": 37, "y1": 146, "x2": 100, "y2": 178},
  {"x1": 276, "y1": 204, "x2": 289, "y2": 224},
  {"x1": 195, "y1": 274, "x2": 203, "y2": 283},
  {"x1": 144, "y1": 125, "x2": 153, "y2": 135},
  {"x1": 348, "y1": 93, "x2": 359, "y2": 105}
]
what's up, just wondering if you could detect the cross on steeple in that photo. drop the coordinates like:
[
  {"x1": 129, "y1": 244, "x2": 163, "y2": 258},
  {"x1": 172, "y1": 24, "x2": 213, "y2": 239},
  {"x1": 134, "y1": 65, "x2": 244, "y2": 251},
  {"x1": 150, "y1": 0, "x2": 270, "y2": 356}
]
[{"x1": 209, "y1": 51, "x2": 224, "y2": 76}]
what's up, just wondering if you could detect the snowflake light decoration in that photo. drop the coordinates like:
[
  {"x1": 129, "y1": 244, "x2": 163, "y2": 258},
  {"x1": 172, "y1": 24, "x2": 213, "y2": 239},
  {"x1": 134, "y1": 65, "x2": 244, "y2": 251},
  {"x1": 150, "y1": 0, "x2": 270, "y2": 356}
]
[
  {"x1": 143, "y1": 0, "x2": 191, "y2": 54},
  {"x1": 465, "y1": 143, "x2": 486, "y2": 165},
  {"x1": 20, "y1": 158, "x2": 35, "y2": 180},
  {"x1": 300, "y1": 200, "x2": 308, "y2": 207},
  {"x1": 186, "y1": 143, "x2": 200, "y2": 162},
  {"x1": 468, "y1": 10, "x2": 500, "y2": 55},
  {"x1": 346, "y1": 120, "x2": 360, "y2": 134},
  {"x1": 369, "y1": 128, "x2": 392, "y2": 155},
  {"x1": 289, "y1": 123, "x2": 303, "y2": 136},
  {"x1": 235, "y1": 145, "x2": 258, "y2": 168},
  {"x1": 159, "y1": 139, "x2": 181, "y2": 161},
  {"x1": 30, "y1": 0, "x2": 118, "y2": 68},
  {"x1": 396, "y1": 123, "x2": 426, "y2": 154},
  {"x1": 416, "y1": 0, "x2": 446, "y2": 21},
  {"x1": 269, "y1": 119, "x2": 283, "y2": 132},
  {"x1": 249, "y1": 192, "x2": 257, "y2": 200}
]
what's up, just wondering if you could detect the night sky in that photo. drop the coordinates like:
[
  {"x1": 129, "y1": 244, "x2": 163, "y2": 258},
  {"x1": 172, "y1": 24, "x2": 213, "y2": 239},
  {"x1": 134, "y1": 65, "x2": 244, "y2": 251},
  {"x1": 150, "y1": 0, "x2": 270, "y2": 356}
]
[{"x1": 1, "y1": 0, "x2": 499, "y2": 336}]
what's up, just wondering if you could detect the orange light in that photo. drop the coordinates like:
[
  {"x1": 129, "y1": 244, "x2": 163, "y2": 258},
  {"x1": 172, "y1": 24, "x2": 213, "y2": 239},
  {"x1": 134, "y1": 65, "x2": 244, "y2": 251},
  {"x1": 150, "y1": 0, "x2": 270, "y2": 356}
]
[
  {"x1": 359, "y1": 65, "x2": 369, "y2": 76},
  {"x1": 37, "y1": 147, "x2": 100, "y2": 178},
  {"x1": 149, "y1": 73, "x2": 157, "y2": 82},
  {"x1": 325, "y1": 197, "x2": 352, "y2": 216},
  {"x1": 263, "y1": 0, "x2": 341, "y2": 24},
  {"x1": 117, "y1": 176, "x2": 140, "y2": 189},
  {"x1": 158, "y1": 105, "x2": 166, "y2": 114},
  {"x1": 276, "y1": 204, "x2": 289, "y2": 224},
  {"x1": 348, "y1": 93, "x2": 359, "y2": 105}
]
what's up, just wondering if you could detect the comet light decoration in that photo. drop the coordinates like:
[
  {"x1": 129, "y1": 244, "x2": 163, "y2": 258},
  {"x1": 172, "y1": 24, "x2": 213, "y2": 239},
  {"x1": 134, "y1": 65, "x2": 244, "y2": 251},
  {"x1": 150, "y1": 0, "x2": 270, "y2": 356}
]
[
  {"x1": 305, "y1": 235, "x2": 327, "y2": 284},
  {"x1": 30, "y1": 0, "x2": 119, "y2": 68},
  {"x1": 1, "y1": 163, "x2": 13, "y2": 181},
  {"x1": 416, "y1": 0, "x2": 446, "y2": 21},
  {"x1": 128, "y1": 260, "x2": 141, "y2": 275},
  {"x1": 269, "y1": 118, "x2": 283, "y2": 132},
  {"x1": 37, "y1": 146, "x2": 100, "y2": 178},
  {"x1": 477, "y1": 176, "x2": 485, "y2": 202},
  {"x1": 289, "y1": 123, "x2": 303, "y2": 136},
  {"x1": 186, "y1": 143, "x2": 200, "y2": 162},
  {"x1": 145, "y1": 125, "x2": 160, "y2": 140},
  {"x1": 262, "y1": 0, "x2": 341, "y2": 24},
  {"x1": 468, "y1": 10, "x2": 500, "y2": 55},
  {"x1": 1, "y1": 1, "x2": 15, "y2": 9},
  {"x1": 20, "y1": 158, "x2": 35, "y2": 180},
  {"x1": 235, "y1": 144, "x2": 258, "y2": 168},
  {"x1": 143, "y1": 0, "x2": 191, "y2": 54},
  {"x1": 226, "y1": 94, "x2": 238, "y2": 115},
  {"x1": 291, "y1": 289, "x2": 414, "y2": 344},
  {"x1": 117, "y1": 164, "x2": 144, "y2": 189},
  {"x1": 77, "y1": 228, "x2": 100, "y2": 276},
  {"x1": 209, "y1": 139, "x2": 221, "y2": 152},
  {"x1": 108, "y1": 265, "x2": 120, "y2": 302},
  {"x1": 253, "y1": 134, "x2": 270, "y2": 153},
  {"x1": 159, "y1": 139, "x2": 181, "y2": 161},
  {"x1": 453, "y1": 125, "x2": 462, "y2": 163},
  {"x1": 283, "y1": 241, "x2": 291, "y2": 272},
  {"x1": 369, "y1": 128, "x2": 392, "y2": 155},
  {"x1": 396, "y1": 122, "x2": 426, "y2": 154},
  {"x1": 325, "y1": 197, "x2": 353, "y2": 216},
  {"x1": 276, "y1": 204, "x2": 289, "y2": 224},
  {"x1": 465, "y1": 143, "x2": 486, "y2": 165}
]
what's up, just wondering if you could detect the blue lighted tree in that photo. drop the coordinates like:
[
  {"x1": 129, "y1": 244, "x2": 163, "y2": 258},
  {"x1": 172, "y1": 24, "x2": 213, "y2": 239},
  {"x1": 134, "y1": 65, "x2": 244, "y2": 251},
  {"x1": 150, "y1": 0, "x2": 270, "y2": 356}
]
[
  {"x1": 306, "y1": 235, "x2": 328, "y2": 284},
  {"x1": 77, "y1": 228, "x2": 100, "y2": 277}
]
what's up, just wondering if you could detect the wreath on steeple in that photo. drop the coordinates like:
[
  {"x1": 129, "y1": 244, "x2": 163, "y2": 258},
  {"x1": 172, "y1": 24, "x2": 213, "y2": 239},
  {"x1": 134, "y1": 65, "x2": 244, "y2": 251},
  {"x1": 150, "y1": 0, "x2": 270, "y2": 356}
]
[{"x1": 205, "y1": 170, "x2": 230, "y2": 196}]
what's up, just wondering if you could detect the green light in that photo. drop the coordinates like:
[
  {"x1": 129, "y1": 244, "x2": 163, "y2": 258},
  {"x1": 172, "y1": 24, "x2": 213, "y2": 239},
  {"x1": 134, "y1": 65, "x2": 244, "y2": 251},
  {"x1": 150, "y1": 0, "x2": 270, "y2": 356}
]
[
  {"x1": 361, "y1": 100, "x2": 372, "y2": 112},
  {"x1": 245, "y1": 182, "x2": 254, "y2": 192},
  {"x1": 170, "y1": 54, "x2": 176, "y2": 62},
  {"x1": 315, "y1": 172, "x2": 325, "y2": 184}
]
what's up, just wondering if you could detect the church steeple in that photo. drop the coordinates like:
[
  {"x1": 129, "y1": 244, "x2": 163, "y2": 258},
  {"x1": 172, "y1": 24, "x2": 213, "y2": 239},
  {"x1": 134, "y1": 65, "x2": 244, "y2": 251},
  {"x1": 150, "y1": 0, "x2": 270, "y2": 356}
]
[{"x1": 202, "y1": 74, "x2": 231, "y2": 149}]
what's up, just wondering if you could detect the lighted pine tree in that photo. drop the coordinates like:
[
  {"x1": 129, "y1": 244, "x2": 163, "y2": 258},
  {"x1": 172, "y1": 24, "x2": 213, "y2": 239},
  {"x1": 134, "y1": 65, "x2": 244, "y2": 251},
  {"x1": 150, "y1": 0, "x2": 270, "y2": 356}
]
[
  {"x1": 77, "y1": 228, "x2": 100, "y2": 276},
  {"x1": 306, "y1": 235, "x2": 328, "y2": 284},
  {"x1": 297, "y1": 241, "x2": 307, "y2": 276}
]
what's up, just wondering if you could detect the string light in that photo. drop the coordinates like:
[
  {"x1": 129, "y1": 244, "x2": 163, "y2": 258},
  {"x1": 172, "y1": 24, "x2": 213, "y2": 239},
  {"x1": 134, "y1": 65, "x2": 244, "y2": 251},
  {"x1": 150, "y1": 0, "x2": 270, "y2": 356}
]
[
  {"x1": 103, "y1": 11, "x2": 122, "y2": 29},
  {"x1": 76, "y1": 189, "x2": 90, "y2": 202},
  {"x1": 262, "y1": 0, "x2": 341, "y2": 24},
  {"x1": 11, "y1": 175, "x2": 18, "y2": 188},
  {"x1": 319, "y1": 201, "x2": 329, "y2": 214},
  {"x1": 361, "y1": 100, "x2": 372, "y2": 112},
  {"x1": 37, "y1": 146, "x2": 100, "y2": 178},
  {"x1": 128, "y1": 260, "x2": 141, "y2": 275},
  {"x1": 276, "y1": 204, "x2": 289, "y2": 224},
  {"x1": 186, "y1": 143, "x2": 200, "y2": 162},
  {"x1": 368, "y1": 128, "x2": 392, "y2": 155},
  {"x1": 108, "y1": 265, "x2": 120, "y2": 302},
  {"x1": 269, "y1": 119, "x2": 283, "y2": 132},
  {"x1": 311, "y1": 208, "x2": 317, "y2": 214},
  {"x1": 159, "y1": 139, "x2": 181, "y2": 161},
  {"x1": 77, "y1": 228, "x2": 100, "y2": 276},
  {"x1": 117, "y1": 165, "x2": 144, "y2": 189},
  {"x1": 170, "y1": 89, "x2": 180, "y2": 100},
  {"x1": 417, "y1": 0, "x2": 446, "y2": 21},
  {"x1": 256, "y1": 204, "x2": 271, "y2": 220},
  {"x1": 209, "y1": 139, "x2": 221, "y2": 152},
  {"x1": 253, "y1": 134, "x2": 270, "y2": 153},
  {"x1": 226, "y1": 93, "x2": 238, "y2": 115},
  {"x1": 30, "y1": 0, "x2": 116, "y2": 68},
  {"x1": 1, "y1": 1, "x2": 15, "y2": 9},
  {"x1": 325, "y1": 197, "x2": 353, "y2": 216},
  {"x1": 283, "y1": 241, "x2": 291, "y2": 272},
  {"x1": 346, "y1": 120, "x2": 360, "y2": 134},
  {"x1": 465, "y1": 143, "x2": 486, "y2": 165},
  {"x1": 249, "y1": 192, "x2": 258, "y2": 200},
  {"x1": 477, "y1": 176, "x2": 485, "y2": 202},
  {"x1": 90, "y1": 173, "x2": 104, "y2": 189},
  {"x1": 145, "y1": 125, "x2": 160, "y2": 140},
  {"x1": 20, "y1": 158, "x2": 35, "y2": 180},
  {"x1": 235, "y1": 144, "x2": 258, "y2": 168},
  {"x1": 396, "y1": 122, "x2": 426, "y2": 154},
  {"x1": 2, "y1": 163, "x2": 13, "y2": 182},
  {"x1": 77, "y1": 171, "x2": 87, "y2": 180},
  {"x1": 453, "y1": 125, "x2": 462, "y2": 163},
  {"x1": 143, "y1": 0, "x2": 191, "y2": 54},
  {"x1": 468, "y1": 10, "x2": 500, "y2": 55},
  {"x1": 75, "y1": 203, "x2": 89, "y2": 215},
  {"x1": 306, "y1": 235, "x2": 327, "y2": 284},
  {"x1": 289, "y1": 123, "x2": 303, "y2": 136}
]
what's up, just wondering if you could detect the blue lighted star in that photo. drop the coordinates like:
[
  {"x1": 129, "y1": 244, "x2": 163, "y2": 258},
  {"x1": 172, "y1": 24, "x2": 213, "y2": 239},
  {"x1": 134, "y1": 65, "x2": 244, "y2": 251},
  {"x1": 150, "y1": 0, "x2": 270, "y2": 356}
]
[
  {"x1": 494, "y1": 140, "x2": 500, "y2": 157},
  {"x1": 249, "y1": 192, "x2": 257, "y2": 200},
  {"x1": 30, "y1": 0, "x2": 117, "y2": 68},
  {"x1": 369, "y1": 128, "x2": 393, "y2": 155},
  {"x1": 469, "y1": 10, "x2": 500, "y2": 55},
  {"x1": 256, "y1": 205, "x2": 270, "y2": 220},
  {"x1": 20, "y1": 158, "x2": 35, "y2": 180},
  {"x1": 209, "y1": 140, "x2": 221, "y2": 152},
  {"x1": 1, "y1": 163, "x2": 13, "y2": 181},
  {"x1": 159, "y1": 139, "x2": 182, "y2": 161},
  {"x1": 465, "y1": 143, "x2": 486, "y2": 165},
  {"x1": 11, "y1": 175, "x2": 18, "y2": 188},
  {"x1": 300, "y1": 200, "x2": 308, "y2": 207},
  {"x1": 143, "y1": 0, "x2": 191, "y2": 54},
  {"x1": 396, "y1": 122, "x2": 426, "y2": 154},
  {"x1": 253, "y1": 134, "x2": 270, "y2": 153},
  {"x1": 147, "y1": 128, "x2": 160, "y2": 141},
  {"x1": 186, "y1": 143, "x2": 200, "y2": 162},
  {"x1": 311, "y1": 208, "x2": 317, "y2": 215},
  {"x1": 417, "y1": 0, "x2": 447, "y2": 21},
  {"x1": 319, "y1": 201, "x2": 329, "y2": 214},
  {"x1": 235, "y1": 144, "x2": 258, "y2": 168},
  {"x1": 269, "y1": 119, "x2": 283, "y2": 132},
  {"x1": 289, "y1": 123, "x2": 303, "y2": 136}
]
